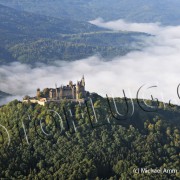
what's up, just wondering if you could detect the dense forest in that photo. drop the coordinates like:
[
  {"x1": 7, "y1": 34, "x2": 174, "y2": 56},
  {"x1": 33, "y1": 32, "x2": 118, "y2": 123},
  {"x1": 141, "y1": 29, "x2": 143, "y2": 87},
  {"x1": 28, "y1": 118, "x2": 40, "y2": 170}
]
[
  {"x1": 0, "y1": 94, "x2": 179, "y2": 179},
  {"x1": 0, "y1": 1, "x2": 179, "y2": 179},
  {"x1": 0, "y1": 4, "x2": 147, "y2": 65}
]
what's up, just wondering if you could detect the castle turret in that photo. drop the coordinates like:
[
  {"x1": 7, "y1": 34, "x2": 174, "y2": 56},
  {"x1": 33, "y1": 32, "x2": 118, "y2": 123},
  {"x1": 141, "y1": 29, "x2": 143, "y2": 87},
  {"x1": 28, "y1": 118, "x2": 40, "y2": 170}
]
[
  {"x1": 69, "y1": 80, "x2": 73, "y2": 87},
  {"x1": 37, "y1": 88, "x2": 41, "y2": 98},
  {"x1": 55, "y1": 83, "x2": 59, "y2": 99},
  {"x1": 81, "y1": 75, "x2": 85, "y2": 87},
  {"x1": 76, "y1": 76, "x2": 86, "y2": 99}
]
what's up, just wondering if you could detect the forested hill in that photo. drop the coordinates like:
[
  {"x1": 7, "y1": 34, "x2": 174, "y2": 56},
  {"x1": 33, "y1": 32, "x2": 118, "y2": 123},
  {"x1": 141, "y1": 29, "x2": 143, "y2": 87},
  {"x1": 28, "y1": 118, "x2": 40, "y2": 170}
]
[
  {"x1": 0, "y1": 95, "x2": 179, "y2": 179},
  {"x1": 1, "y1": 0, "x2": 180, "y2": 25},
  {"x1": 0, "y1": 4, "x2": 147, "y2": 65},
  {"x1": 0, "y1": 4, "x2": 103, "y2": 37},
  {"x1": 0, "y1": 4, "x2": 103, "y2": 44}
]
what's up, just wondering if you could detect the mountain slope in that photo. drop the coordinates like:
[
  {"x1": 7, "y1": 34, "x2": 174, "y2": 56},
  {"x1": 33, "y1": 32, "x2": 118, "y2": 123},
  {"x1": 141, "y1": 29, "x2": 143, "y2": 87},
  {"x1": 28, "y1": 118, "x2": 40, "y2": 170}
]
[
  {"x1": 0, "y1": 4, "x2": 103, "y2": 44},
  {"x1": 1, "y1": 0, "x2": 180, "y2": 25},
  {"x1": 0, "y1": 4, "x2": 147, "y2": 64},
  {"x1": 0, "y1": 90, "x2": 11, "y2": 99},
  {"x1": 0, "y1": 95, "x2": 179, "y2": 179}
]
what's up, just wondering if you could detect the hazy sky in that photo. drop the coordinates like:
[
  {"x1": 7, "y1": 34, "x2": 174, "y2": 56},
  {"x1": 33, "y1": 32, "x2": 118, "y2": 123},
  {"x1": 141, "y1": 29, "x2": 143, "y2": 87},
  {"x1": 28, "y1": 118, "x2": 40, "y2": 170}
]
[{"x1": 1, "y1": 19, "x2": 180, "y2": 105}]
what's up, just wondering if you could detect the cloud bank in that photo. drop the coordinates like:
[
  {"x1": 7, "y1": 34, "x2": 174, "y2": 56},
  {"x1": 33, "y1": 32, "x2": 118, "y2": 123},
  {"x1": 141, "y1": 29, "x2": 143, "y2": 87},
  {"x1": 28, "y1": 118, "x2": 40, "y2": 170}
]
[
  {"x1": 1, "y1": 19, "x2": 180, "y2": 105},
  {"x1": 90, "y1": 18, "x2": 162, "y2": 34}
]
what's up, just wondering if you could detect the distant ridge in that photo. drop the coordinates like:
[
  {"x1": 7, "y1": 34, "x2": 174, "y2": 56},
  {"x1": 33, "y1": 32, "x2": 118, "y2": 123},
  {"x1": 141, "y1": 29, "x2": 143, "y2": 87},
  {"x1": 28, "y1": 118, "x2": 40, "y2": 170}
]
[
  {"x1": 0, "y1": 4, "x2": 147, "y2": 65},
  {"x1": 1, "y1": 0, "x2": 180, "y2": 25},
  {"x1": 0, "y1": 90, "x2": 11, "y2": 98},
  {"x1": 0, "y1": 4, "x2": 104, "y2": 38}
]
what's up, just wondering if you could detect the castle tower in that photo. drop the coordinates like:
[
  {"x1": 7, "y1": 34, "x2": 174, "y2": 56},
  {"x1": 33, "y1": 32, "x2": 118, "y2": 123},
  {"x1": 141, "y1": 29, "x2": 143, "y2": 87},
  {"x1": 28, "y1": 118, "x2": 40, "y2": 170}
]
[
  {"x1": 76, "y1": 76, "x2": 86, "y2": 99},
  {"x1": 37, "y1": 88, "x2": 41, "y2": 98},
  {"x1": 55, "y1": 83, "x2": 59, "y2": 99},
  {"x1": 72, "y1": 85, "x2": 76, "y2": 99},
  {"x1": 76, "y1": 81, "x2": 80, "y2": 99},
  {"x1": 59, "y1": 85, "x2": 63, "y2": 99},
  {"x1": 69, "y1": 80, "x2": 73, "y2": 87},
  {"x1": 81, "y1": 75, "x2": 85, "y2": 87},
  {"x1": 49, "y1": 89, "x2": 53, "y2": 99}
]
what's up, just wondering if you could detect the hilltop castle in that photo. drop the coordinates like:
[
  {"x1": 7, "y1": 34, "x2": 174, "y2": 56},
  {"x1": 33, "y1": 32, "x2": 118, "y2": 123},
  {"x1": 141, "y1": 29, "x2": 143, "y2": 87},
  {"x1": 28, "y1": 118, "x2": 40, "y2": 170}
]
[
  {"x1": 37, "y1": 76, "x2": 86, "y2": 100},
  {"x1": 23, "y1": 76, "x2": 87, "y2": 105}
]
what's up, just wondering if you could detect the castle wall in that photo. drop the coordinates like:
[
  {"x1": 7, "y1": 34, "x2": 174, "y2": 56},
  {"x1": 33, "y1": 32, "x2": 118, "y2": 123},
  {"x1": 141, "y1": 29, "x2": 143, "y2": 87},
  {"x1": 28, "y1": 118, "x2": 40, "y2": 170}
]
[{"x1": 61, "y1": 89, "x2": 72, "y2": 99}]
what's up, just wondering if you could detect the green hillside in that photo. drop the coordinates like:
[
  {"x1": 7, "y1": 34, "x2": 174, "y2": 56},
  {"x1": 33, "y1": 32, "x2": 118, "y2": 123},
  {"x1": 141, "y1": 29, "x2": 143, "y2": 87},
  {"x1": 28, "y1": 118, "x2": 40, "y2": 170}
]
[
  {"x1": 0, "y1": 4, "x2": 148, "y2": 64},
  {"x1": 0, "y1": 4, "x2": 102, "y2": 38},
  {"x1": 0, "y1": 95, "x2": 179, "y2": 179}
]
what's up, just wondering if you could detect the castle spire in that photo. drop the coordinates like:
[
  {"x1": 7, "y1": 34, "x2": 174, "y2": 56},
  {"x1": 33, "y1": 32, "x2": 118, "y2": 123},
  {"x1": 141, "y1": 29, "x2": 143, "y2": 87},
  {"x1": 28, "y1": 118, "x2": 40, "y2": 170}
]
[{"x1": 81, "y1": 75, "x2": 85, "y2": 87}]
